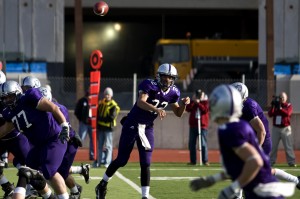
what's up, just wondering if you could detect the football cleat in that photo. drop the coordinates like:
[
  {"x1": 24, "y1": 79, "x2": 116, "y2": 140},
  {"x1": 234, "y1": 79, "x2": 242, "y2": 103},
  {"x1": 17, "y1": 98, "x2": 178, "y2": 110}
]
[
  {"x1": 2, "y1": 183, "x2": 14, "y2": 199},
  {"x1": 70, "y1": 191, "x2": 81, "y2": 199},
  {"x1": 76, "y1": 183, "x2": 82, "y2": 194},
  {"x1": 25, "y1": 184, "x2": 39, "y2": 199},
  {"x1": 95, "y1": 180, "x2": 108, "y2": 199},
  {"x1": 296, "y1": 176, "x2": 300, "y2": 190},
  {"x1": 80, "y1": 163, "x2": 90, "y2": 184},
  {"x1": 25, "y1": 194, "x2": 39, "y2": 199}
]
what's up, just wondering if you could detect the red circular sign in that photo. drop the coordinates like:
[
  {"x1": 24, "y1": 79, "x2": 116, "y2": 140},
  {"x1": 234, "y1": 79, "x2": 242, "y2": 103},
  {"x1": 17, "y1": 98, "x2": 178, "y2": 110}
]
[{"x1": 90, "y1": 50, "x2": 103, "y2": 70}]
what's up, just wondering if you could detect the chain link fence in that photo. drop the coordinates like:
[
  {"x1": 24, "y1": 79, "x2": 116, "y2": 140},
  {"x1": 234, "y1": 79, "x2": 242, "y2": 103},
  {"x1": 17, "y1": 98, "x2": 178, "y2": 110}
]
[{"x1": 42, "y1": 76, "x2": 275, "y2": 111}]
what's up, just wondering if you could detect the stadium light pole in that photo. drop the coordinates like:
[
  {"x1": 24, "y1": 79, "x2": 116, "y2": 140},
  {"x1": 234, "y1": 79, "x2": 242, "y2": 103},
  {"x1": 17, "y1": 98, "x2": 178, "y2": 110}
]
[
  {"x1": 75, "y1": 0, "x2": 84, "y2": 101},
  {"x1": 266, "y1": 0, "x2": 275, "y2": 107}
]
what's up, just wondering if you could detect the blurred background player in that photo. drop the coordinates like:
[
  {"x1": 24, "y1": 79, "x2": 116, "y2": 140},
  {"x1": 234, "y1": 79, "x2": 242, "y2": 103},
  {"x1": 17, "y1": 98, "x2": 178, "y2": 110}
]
[
  {"x1": 185, "y1": 89, "x2": 209, "y2": 166},
  {"x1": 231, "y1": 82, "x2": 271, "y2": 154},
  {"x1": 190, "y1": 84, "x2": 295, "y2": 199},
  {"x1": 95, "y1": 63, "x2": 190, "y2": 199},
  {"x1": 231, "y1": 82, "x2": 300, "y2": 192}
]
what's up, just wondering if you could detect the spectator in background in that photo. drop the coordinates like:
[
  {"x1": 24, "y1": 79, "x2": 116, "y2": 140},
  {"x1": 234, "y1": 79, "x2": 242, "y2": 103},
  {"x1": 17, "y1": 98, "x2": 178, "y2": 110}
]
[
  {"x1": 75, "y1": 90, "x2": 94, "y2": 160},
  {"x1": 185, "y1": 89, "x2": 209, "y2": 166},
  {"x1": 268, "y1": 92, "x2": 296, "y2": 167},
  {"x1": 95, "y1": 87, "x2": 120, "y2": 168}
]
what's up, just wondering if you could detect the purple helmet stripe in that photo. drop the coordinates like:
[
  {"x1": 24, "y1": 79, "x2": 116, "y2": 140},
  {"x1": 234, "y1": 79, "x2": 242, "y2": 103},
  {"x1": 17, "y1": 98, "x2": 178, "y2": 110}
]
[{"x1": 168, "y1": 64, "x2": 171, "y2": 74}]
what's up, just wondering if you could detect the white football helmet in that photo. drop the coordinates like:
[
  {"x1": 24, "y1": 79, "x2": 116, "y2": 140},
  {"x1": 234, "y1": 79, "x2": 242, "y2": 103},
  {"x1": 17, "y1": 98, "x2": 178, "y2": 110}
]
[
  {"x1": 0, "y1": 71, "x2": 6, "y2": 84},
  {"x1": 156, "y1": 63, "x2": 178, "y2": 89},
  {"x1": 38, "y1": 87, "x2": 52, "y2": 101},
  {"x1": 209, "y1": 84, "x2": 242, "y2": 121},
  {"x1": 231, "y1": 82, "x2": 248, "y2": 100},
  {"x1": 0, "y1": 80, "x2": 23, "y2": 108},
  {"x1": 21, "y1": 76, "x2": 41, "y2": 91}
]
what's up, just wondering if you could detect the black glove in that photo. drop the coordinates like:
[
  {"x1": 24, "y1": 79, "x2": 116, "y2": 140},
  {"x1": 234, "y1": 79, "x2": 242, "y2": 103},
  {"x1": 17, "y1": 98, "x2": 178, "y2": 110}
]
[
  {"x1": 120, "y1": 115, "x2": 128, "y2": 125},
  {"x1": 190, "y1": 176, "x2": 216, "y2": 191},
  {"x1": 218, "y1": 182, "x2": 241, "y2": 199},
  {"x1": 271, "y1": 100, "x2": 275, "y2": 107},
  {"x1": 72, "y1": 133, "x2": 83, "y2": 147},
  {"x1": 17, "y1": 166, "x2": 44, "y2": 184},
  {"x1": 58, "y1": 123, "x2": 70, "y2": 144}
]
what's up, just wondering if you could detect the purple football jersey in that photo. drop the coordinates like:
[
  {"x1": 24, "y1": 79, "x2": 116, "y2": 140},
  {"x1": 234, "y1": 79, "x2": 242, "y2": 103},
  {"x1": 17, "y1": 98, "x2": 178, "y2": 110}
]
[
  {"x1": 0, "y1": 102, "x2": 20, "y2": 139},
  {"x1": 54, "y1": 102, "x2": 75, "y2": 138},
  {"x1": 241, "y1": 98, "x2": 271, "y2": 154},
  {"x1": 0, "y1": 98, "x2": 31, "y2": 167},
  {"x1": 2, "y1": 88, "x2": 62, "y2": 146},
  {"x1": 218, "y1": 120, "x2": 279, "y2": 195},
  {"x1": 127, "y1": 79, "x2": 180, "y2": 125}
]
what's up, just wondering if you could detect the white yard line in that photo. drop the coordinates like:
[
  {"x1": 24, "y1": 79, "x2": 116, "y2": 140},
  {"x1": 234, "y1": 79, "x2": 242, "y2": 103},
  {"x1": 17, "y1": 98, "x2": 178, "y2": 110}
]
[
  {"x1": 121, "y1": 168, "x2": 300, "y2": 172},
  {"x1": 116, "y1": 171, "x2": 156, "y2": 199}
]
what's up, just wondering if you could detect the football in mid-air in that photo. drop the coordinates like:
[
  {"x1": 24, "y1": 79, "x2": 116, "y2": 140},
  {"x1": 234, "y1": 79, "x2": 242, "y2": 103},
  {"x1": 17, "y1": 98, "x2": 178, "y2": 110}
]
[{"x1": 93, "y1": 1, "x2": 109, "y2": 16}]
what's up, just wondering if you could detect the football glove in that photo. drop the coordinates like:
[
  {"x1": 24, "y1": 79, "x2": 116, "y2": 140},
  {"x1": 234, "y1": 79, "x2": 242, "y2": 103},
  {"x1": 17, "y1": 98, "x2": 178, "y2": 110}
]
[
  {"x1": 120, "y1": 115, "x2": 128, "y2": 125},
  {"x1": 59, "y1": 122, "x2": 70, "y2": 144},
  {"x1": 190, "y1": 176, "x2": 216, "y2": 191},
  {"x1": 72, "y1": 133, "x2": 83, "y2": 147},
  {"x1": 218, "y1": 181, "x2": 241, "y2": 199}
]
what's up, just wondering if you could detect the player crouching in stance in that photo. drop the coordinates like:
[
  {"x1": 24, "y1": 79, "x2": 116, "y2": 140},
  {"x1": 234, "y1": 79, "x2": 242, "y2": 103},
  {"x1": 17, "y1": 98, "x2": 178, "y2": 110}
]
[
  {"x1": 13, "y1": 166, "x2": 54, "y2": 199},
  {"x1": 95, "y1": 63, "x2": 190, "y2": 199},
  {"x1": 189, "y1": 84, "x2": 295, "y2": 199}
]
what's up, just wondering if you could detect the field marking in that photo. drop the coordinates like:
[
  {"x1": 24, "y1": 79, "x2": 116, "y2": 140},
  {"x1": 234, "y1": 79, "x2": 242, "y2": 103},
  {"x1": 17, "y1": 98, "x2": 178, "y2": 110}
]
[
  {"x1": 150, "y1": 176, "x2": 196, "y2": 180},
  {"x1": 115, "y1": 171, "x2": 156, "y2": 199},
  {"x1": 121, "y1": 168, "x2": 300, "y2": 172},
  {"x1": 122, "y1": 168, "x2": 223, "y2": 171}
]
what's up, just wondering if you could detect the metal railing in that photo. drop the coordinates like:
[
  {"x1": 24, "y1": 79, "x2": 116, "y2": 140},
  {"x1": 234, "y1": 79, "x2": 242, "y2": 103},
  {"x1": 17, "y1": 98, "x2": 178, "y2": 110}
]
[{"x1": 37, "y1": 77, "x2": 274, "y2": 111}]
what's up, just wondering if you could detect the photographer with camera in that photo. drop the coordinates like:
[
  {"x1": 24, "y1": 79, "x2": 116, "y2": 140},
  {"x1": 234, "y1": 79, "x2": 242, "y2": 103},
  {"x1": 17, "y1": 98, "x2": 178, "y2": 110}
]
[
  {"x1": 268, "y1": 92, "x2": 296, "y2": 167},
  {"x1": 185, "y1": 89, "x2": 209, "y2": 166}
]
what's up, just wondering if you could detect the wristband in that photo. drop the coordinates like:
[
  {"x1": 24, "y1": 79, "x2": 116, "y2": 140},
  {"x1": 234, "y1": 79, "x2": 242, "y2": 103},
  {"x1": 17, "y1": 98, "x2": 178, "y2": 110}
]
[
  {"x1": 60, "y1": 122, "x2": 69, "y2": 128},
  {"x1": 14, "y1": 187, "x2": 26, "y2": 195},
  {"x1": 231, "y1": 180, "x2": 241, "y2": 193},
  {"x1": 211, "y1": 173, "x2": 223, "y2": 182}
]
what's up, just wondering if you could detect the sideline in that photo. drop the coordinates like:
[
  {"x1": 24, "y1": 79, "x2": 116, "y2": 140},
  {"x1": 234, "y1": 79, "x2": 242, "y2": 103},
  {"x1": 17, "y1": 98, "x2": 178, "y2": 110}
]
[{"x1": 115, "y1": 171, "x2": 156, "y2": 199}]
